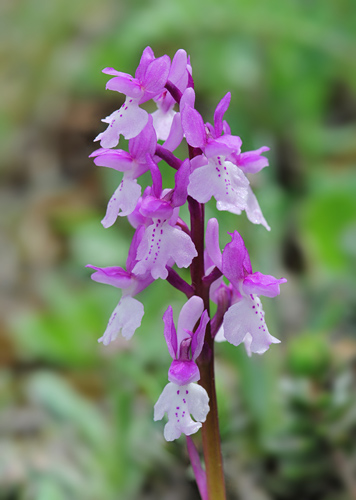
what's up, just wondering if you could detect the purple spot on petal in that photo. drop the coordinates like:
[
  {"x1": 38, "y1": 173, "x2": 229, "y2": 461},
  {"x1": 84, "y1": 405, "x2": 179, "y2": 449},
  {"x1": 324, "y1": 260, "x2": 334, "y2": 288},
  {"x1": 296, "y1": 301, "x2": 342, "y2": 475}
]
[
  {"x1": 186, "y1": 390, "x2": 188, "y2": 394},
  {"x1": 176, "y1": 407, "x2": 180, "y2": 410},
  {"x1": 177, "y1": 390, "x2": 180, "y2": 395}
]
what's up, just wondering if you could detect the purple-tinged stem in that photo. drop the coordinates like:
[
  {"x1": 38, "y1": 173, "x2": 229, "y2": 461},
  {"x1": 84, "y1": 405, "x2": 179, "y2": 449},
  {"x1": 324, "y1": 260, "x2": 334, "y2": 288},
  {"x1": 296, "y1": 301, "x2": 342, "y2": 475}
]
[
  {"x1": 202, "y1": 266, "x2": 223, "y2": 289},
  {"x1": 166, "y1": 267, "x2": 194, "y2": 298},
  {"x1": 186, "y1": 436, "x2": 208, "y2": 500},
  {"x1": 155, "y1": 145, "x2": 182, "y2": 170},
  {"x1": 165, "y1": 80, "x2": 183, "y2": 104},
  {"x1": 188, "y1": 195, "x2": 226, "y2": 500}
]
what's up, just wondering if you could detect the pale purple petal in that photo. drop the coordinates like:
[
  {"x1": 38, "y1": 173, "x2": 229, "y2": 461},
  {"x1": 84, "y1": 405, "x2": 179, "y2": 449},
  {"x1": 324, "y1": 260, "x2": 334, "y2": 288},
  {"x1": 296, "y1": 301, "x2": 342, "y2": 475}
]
[
  {"x1": 223, "y1": 295, "x2": 280, "y2": 355},
  {"x1": 101, "y1": 177, "x2": 141, "y2": 228},
  {"x1": 90, "y1": 148, "x2": 133, "y2": 171},
  {"x1": 98, "y1": 295, "x2": 144, "y2": 344},
  {"x1": 133, "y1": 222, "x2": 197, "y2": 280},
  {"x1": 129, "y1": 114, "x2": 157, "y2": 161},
  {"x1": 177, "y1": 296, "x2": 204, "y2": 349},
  {"x1": 214, "y1": 92, "x2": 231, "y2": 138},
  {"x1": 169, "y1": 49, "x2": 188, "y2": 84},
  {"x1": 243, "y1": 272, "x2": 287, "y2": 297},
  {"x1": 245, "y1": 186, "x2": 271, "y2": 231},
  {"x1": 188, "y1": 158, "x2": 249, "y2": 214},
  {"x1": 95, "y1": 100, "x2": 148, "y2": 147},
  {"x1": 154, "y1": 382, "x2": 209, "y2": 441},
  {"x1": 106, "y1": 75, "x2": 143, "y2": 98},
  {"x1": 222, "y1": 230, "x2": 253, "y2": 286},
  {"x1": 162, "y1": 112, "x2": 184, "y2": 152},
  {"x1": 191, "y1": 310, "x2": 209, "y2": 361},
  {"x1": 181, "y1": 105, "x2": 206, "y2": 148},
  {"x1": 234, "y1": 146, "x2": 269, "y2": 174},
  {"x1": 86, "y1": 265, "x2": 131, "y2": 288},
  {"x1": 180, "y1": 87, "x2": 195, "y2": 110},
  {"x1": 205, "y1": 218, "x2": 222, "y2": 270},
  {"x1": 214, "y1": 325, "x2": 227, "y2": 343},
  {"x1": 151, "y1": 108, "x2": 176, "y2": 141},
  {"x1": 163, "y1": 305, "x2": 177, "y2": 359}
]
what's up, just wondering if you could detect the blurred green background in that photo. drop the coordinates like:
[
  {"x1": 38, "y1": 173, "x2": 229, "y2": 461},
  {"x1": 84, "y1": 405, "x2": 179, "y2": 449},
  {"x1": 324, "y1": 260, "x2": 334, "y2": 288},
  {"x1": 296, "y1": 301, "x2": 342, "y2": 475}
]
[{"x1": 1, "y1": 0, "x2": 356, "y2": 499}]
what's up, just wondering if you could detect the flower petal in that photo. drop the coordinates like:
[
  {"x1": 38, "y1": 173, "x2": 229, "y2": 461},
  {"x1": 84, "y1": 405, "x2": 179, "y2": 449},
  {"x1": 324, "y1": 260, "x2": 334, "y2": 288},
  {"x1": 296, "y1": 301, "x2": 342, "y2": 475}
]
[
  {"x1": 98, "y1": 295, "x2": 144, "y2": 344},
  {"x1": 177, "y1": 296, "x2": 204, "y2": 349},
  {"x1": 86, "y1": 265, "x2": 131, "y2": 288},
  {"x1": 163, "y1": 305, "x2": 178, "y2": 359},
  {"x1": 154, "y1": 382, "x2": 209, "y2": 441},
  {"x1": 181, "y1": 105, "x2": 206, "y2": 148},
  {"x1": 101, "y1": 177, "x2": 141, "y2": 228},
  {"x1": 223, "y1": 295, "x2": 280, "y2": 355},
  {"x1": 205, "y1": 218, "x2": 222, "y2": 270},
  {"x1": 243, "y1": 271, "x2": 287, "y2": 297},
  {"x1": 222, "y1": 230, "x2": 252, "y2": 284},
  {"x1": 245, "y1": 186, "x2": 271, "y2": 231}
]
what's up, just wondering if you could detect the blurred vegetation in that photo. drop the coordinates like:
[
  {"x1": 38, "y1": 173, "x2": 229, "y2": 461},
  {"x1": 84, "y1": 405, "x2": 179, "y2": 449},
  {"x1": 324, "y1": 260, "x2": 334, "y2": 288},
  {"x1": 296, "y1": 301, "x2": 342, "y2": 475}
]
[{"x1": 1, "y1": 0, "x2": 356, "y2": 498}]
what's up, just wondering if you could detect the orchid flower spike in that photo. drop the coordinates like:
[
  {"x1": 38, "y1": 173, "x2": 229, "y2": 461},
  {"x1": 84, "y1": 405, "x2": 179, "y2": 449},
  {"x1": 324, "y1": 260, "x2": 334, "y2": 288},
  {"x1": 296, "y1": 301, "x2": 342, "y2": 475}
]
[{"x1": 154, "y1": 297, "x2": 210, "y2": 441}]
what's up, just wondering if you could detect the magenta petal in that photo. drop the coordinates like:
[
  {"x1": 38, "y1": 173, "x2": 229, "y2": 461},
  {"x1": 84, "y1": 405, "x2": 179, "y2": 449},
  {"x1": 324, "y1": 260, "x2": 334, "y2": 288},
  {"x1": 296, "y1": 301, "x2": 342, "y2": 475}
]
[
  {"x1": 205, "y1": 218, "x2": 222, "y2": 270},
  {"x1": 126, "y1": 225, "x2": 145, "y2": 272},
  {"x1": 222, "y1": 231, "x2": 252, "y2": 284},
  {"x1": 142, "y1": 55, "x2": 171, "y2": 97},
  {"x1": 135, "y1": 46, "x2": 155, "y2": 80},
  {"x1": 235, "y1": 146, "x2": 269, "y2": 174},
  {"x1": 140, "y1": 196, "x2": 173, "y2": 219},
  {"x1": 205, "y1": 135, "x2": 242, "y2": 158},
  {"x1": 90, "y1": 148, "x2": 133, "y2": 171},
  {"x1": 181, "y1": 105, "x2": 206, "y2": 148},
  {"x1": 163, "y1": 305, "x2": 178, "y2": 359},
  {"x1": 172, "y1": 159, "x2": 190, "y2": 208},
  {"x1": 168, "y1": 360, "x2": 200, "y2": 385},
  {"x1": 243, "y1": 272, "x2": 287, "y2": 298},
  {"x1": 214, "y1": 92, "x2": 231, "y2": 138},
  {"x1": 86, "y1": 265, "x2": 132, "y2": 288},
  {"x1": 129, "y1": 115, "x2": 157, "y2": 161}
]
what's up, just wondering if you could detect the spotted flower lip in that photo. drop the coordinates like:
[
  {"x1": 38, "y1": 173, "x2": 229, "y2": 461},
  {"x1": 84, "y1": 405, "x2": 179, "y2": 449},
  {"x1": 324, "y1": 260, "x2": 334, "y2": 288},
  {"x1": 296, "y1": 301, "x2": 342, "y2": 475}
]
[{"x1": 154, "y1": 382, "x2": 209, "y2": 441}]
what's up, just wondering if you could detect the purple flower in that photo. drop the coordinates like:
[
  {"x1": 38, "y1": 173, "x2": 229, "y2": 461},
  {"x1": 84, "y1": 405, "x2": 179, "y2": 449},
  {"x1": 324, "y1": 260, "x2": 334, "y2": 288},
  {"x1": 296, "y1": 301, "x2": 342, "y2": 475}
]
[
  {"x1": 164, "y1": 296, "x2": 209, "y2": 385},
  {"x1": 86, "y1": 226, "x2": 154, "y2": 344},
  {"x1": 206, "y1": 218, "x2": 286, "y2": 355},
  {"x1": 90, "y1": 117, "x2": 157, "y2": 227},
  {"x1": 132, "y1": 158, "x2": 197, "y2": 280},
  {"x1": 182, "y1": 91, "x2": 270, "y2": 229},
  {"x1": 95, "y1": 47, "x2": 170, "y2": 148},
  {"x1": 152, "y1": 49, "x2": 191, "y2": 141},
  {"x1": 154, "y1": 297, "x2": 210, "y2": 441}
]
